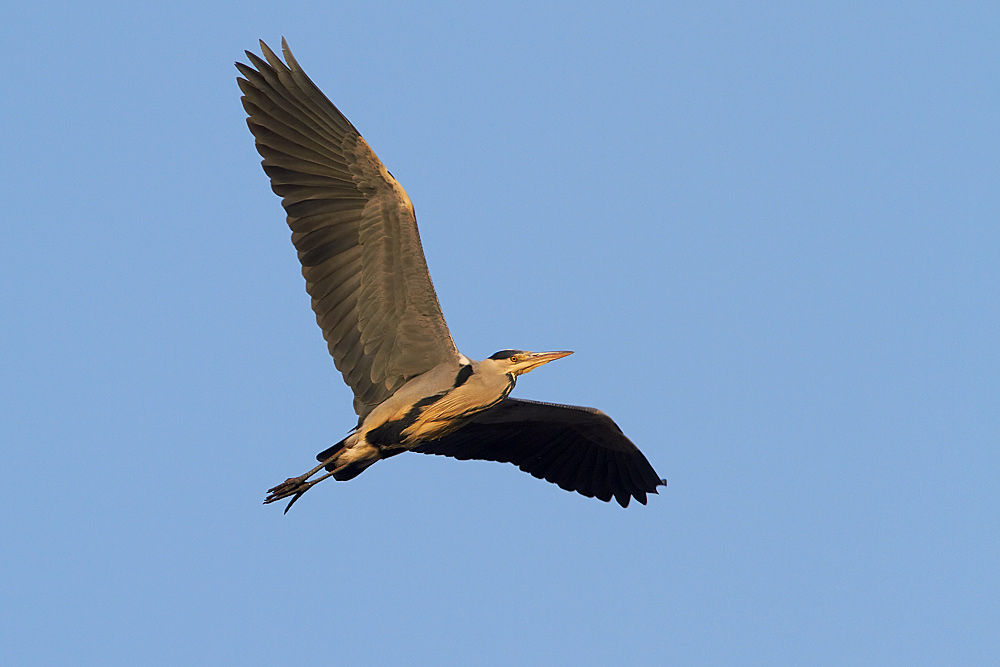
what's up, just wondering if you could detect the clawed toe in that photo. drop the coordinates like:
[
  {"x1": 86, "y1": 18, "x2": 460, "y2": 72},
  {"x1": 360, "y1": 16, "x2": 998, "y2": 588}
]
[
  {"x1": 267, "y1": 477, "x2": 300, "y2": 495},
  {"x1": 264, "y1": 477, "x2": 309, "y2": 504},
  {"x1": 263, "y1": 460, "x2": 344, "y2": 512}
]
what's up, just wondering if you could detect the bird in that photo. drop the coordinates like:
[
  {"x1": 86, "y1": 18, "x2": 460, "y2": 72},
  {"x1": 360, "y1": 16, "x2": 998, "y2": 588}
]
[{"x1": 237, "y1": 39, "x2": 666, "y2": 512}]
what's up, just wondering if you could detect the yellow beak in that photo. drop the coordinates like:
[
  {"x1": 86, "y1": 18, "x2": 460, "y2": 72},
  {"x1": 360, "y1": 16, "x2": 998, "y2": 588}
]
[{"x1": 520, "y1": 350, "x2": 574, "y2": 373}]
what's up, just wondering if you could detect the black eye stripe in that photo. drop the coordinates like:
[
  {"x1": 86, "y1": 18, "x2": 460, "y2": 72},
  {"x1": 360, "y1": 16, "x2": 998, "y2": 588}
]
[{"x1": 488, "y1": 349, "x2": 524, "y2": 360}]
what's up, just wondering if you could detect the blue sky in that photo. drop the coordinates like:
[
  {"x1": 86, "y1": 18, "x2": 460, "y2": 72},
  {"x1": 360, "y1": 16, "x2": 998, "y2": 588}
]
[{"x1": 3, "y1": 2, "x2": 997, "y2": 665}]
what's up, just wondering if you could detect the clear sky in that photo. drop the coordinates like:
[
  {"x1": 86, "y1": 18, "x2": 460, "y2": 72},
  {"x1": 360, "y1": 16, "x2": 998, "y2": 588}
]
[{"x1": 3, "y1": 2, "x2": 997, "y2": 665}]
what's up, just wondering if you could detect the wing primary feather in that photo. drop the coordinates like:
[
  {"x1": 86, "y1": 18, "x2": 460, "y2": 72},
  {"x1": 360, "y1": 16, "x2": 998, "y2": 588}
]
[
  {"x1": 249, "y1": 48, "x2": 341, "y2": 141},
  {"x1": 592, "y1": 449, "x2": 613, "y2": 503},
  {"x1": 306, "y1": 249, "x2": 362, "y2": 297},
  {"x1": 575, "y1": 445, "x2": 601, "y2": 498},
  {"x1": 634, "y1": 453, "x2": 665, "y2": 492},
  {"x1": 610, "y1": 455, "x2": 633, "y2": 508},
  {"x1": 517, "y1": 433, "x2": 567, "y2": 471},
  {"x1": 548, "y1": 442, "x2": 584, "y2": 492},
  {"x1": 524, "y1": 432, "x2": 575, "y2": 480},
  {"x1": 622, "y1": 456, "x2": 652, "y2": 497}
]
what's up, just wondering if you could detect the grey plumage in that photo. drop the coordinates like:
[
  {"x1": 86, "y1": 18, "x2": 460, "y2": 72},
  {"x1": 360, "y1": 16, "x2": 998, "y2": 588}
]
[
  {"x1": 237, "y1": 40, "x2": 458, "y2": 419},
  {"x1": 238, "y1": 39, "x2": 666, "y2": 510}
]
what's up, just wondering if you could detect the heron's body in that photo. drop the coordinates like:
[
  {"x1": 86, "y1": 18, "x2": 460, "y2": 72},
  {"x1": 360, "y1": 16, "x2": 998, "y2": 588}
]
[
  {"x1": 321, "y1": 355, "x2": 514, "y2": 478},
  {"x1": 238, "y1": 40, "x2": 666, "y2": 510}
]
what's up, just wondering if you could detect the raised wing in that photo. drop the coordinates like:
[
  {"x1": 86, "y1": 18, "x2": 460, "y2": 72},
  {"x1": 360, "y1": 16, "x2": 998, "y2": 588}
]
[
  {"x1": 238, "y1": 39, "x2": 460, "y2": 419},
  {"x1": 412, "y1": 398, "x2": 666, "y2": 507}
]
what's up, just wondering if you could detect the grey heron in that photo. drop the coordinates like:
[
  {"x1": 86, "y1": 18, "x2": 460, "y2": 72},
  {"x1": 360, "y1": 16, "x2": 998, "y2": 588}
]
[{"x1": 237, "y1": 39, "x2": 666, "y2": 511}]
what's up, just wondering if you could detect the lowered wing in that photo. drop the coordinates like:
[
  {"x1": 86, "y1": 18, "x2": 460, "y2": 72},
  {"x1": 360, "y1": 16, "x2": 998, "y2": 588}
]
[{"x1": 412, "y1": 398, "x2": 666, "y2": 507}]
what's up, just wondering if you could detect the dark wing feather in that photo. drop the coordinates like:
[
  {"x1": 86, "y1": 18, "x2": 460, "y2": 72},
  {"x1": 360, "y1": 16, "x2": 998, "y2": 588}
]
[
  {"x1": 238, "y1": 39, "x2": 459, "y2": 418},
  {"x1": 412, "y1": 398, "x2": 666, "y2": 507}
]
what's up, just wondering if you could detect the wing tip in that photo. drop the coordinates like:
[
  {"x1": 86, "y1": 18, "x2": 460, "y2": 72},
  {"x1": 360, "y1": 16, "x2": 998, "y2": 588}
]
[
  {"x1": 281, "y1": 36, "x2": 293, "y2": 61},
  {"x1": 628, "y1": 475, "x2": 666, "y2": 507}
]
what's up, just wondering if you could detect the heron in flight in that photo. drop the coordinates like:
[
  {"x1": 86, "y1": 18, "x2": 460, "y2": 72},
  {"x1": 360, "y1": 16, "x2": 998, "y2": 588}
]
[{"x1": 237, "y1": 39, "x2": 666, "y2": 511}]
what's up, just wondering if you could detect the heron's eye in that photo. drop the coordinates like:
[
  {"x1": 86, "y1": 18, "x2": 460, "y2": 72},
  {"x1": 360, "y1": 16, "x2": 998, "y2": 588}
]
[{"x1": 510, "y1": 355, "x2": 520, "y2": 362}]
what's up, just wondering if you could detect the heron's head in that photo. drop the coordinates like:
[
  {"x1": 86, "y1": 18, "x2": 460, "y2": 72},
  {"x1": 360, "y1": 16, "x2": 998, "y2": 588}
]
[{"x1": 485, "y1": 349, "x2": 574, "y2": 377}]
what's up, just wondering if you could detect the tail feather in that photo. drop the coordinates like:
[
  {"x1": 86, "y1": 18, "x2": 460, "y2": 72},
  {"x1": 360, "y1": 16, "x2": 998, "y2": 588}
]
[
  {"x1": 331, "y1": 463, "x2": 368, "y2": 480},
  {"x1": 316, "y1": 437, "x2": 347, "y2": 463}
]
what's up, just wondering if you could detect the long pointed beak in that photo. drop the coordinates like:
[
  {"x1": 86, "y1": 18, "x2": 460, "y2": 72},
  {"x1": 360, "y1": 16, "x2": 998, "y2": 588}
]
[{"x1": 522, "y1": 350, "x2": 574, "y2": 372}]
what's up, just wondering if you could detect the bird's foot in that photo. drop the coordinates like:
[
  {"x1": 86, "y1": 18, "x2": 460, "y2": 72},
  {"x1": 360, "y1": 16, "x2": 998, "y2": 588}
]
[
  {"x1": 264, "y1": 475, "x2": 317, "y2": 513},
  {"x1": 265, "y1": 476, "x2": 308, "y2": 502},
  {"x1": 264, "y1": 456, "x2": 343, "y2": 513}
]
